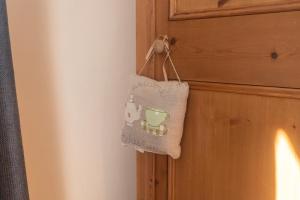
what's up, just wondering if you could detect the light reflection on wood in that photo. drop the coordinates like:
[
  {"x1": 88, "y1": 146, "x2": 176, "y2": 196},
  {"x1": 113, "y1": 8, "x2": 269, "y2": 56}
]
[{"x1": 275, "y1": 129, "x2": 300, "y2": 200}]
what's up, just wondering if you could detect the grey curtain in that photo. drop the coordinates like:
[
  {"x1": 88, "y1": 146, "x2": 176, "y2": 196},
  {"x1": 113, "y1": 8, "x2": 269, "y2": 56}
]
[{"x1": 0, "y1": 0, "x2": 29, "y2": 199}]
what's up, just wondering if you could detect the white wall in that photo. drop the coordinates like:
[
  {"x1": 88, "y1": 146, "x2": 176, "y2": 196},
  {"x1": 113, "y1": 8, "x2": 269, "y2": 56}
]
[{"x1": 7, "y1": 0, "x2": 136, "y2": 199}]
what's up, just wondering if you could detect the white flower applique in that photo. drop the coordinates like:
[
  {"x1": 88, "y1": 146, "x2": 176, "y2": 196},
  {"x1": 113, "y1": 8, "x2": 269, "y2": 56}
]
[{"x1": 124, "y1": 95, "x2": 142, "y2": 127}]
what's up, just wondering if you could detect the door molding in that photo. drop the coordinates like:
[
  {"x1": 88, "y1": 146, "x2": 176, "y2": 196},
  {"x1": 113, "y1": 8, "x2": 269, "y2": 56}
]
[
  {"x1": 170, "y1": 0, "x2": 300, "y2": 20},
  {"x1": 189, "y1": 81, "x2": 300, "y2": 100}
]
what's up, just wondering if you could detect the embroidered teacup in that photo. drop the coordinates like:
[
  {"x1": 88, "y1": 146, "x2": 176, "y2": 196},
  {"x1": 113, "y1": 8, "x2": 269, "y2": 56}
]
[{"x1": 141, "y1": 108, "x2": 168, "y2": 136}]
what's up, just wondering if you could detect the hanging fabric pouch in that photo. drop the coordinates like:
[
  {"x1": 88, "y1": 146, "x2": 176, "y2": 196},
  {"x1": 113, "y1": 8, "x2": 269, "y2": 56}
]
[{"x1": 121, "y1": 36, "x2": 189, "y2": 159}]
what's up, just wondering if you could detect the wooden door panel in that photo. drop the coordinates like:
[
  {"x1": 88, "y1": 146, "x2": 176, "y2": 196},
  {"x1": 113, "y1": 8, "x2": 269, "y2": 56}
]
[
  {"x1": 168, "y1": 11, "x2": 300, "y2": 88},
  {"x1": 171, "y1": 0, "x2": 300, "y2": 19},
  {"x1": 137, "y1": 1, "x2": 300, "y2": 200},
  {"x1": 169, "y1": 86, "x2": 300, "y2": 200}
]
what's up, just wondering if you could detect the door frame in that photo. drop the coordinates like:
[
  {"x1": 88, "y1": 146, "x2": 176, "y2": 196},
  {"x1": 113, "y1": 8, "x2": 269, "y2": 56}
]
[{"x1": 136, "y1": 1, "x2": 169, "y2": 200}]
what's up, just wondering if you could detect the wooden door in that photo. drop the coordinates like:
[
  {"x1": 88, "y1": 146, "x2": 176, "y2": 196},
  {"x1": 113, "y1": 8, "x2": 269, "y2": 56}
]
[{"x1": 137, "y1": 1, "x2": 300, "y2": 200}]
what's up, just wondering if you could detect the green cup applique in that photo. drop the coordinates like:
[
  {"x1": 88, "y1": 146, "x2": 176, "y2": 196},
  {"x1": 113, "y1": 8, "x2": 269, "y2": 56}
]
[{"x1": 141, "y1": 108, "x2": 169, "y2": 136}]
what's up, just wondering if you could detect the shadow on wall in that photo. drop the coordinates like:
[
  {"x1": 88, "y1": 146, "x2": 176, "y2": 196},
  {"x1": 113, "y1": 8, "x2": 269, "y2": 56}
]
[{"x1": 6, "y1": 1, "x2": 66, "y2": 200}]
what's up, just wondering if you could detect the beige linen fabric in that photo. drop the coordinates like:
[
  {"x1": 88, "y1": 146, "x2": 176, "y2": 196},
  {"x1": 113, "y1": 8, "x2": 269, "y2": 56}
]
[{"x1": 122, "y1": 75, "x2": 189, "y2": 159}]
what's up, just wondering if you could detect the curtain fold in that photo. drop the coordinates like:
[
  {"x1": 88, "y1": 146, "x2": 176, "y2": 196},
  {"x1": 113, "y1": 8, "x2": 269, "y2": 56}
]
[{"x1": 0, "y1": 0, "x2": 29, "y2": 199}]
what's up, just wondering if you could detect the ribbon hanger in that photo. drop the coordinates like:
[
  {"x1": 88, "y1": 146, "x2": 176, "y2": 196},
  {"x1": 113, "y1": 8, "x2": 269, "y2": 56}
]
[{"x1": 138, "y1": 35, "x2": 181, "y2": 83}]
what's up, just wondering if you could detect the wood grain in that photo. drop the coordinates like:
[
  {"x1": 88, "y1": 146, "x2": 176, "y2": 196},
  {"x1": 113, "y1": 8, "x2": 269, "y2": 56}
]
[
  {"x1": 169, "y1": 88, "x2": 300, "y2": 200},
  {"x1": 168, "y1": 11, "x2": 300, "y2": 88},
  {"x1": 170, "y1": 0, "x2": 300, "y2": 19}
]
